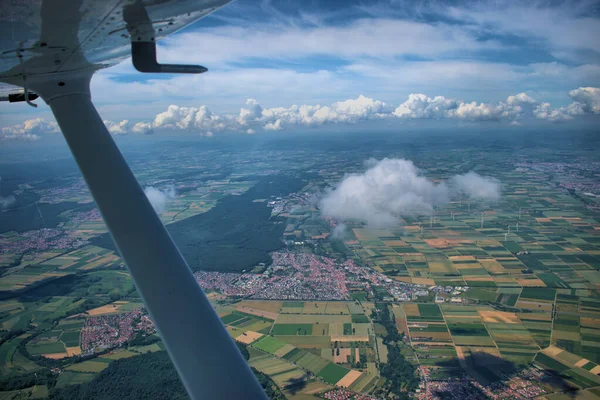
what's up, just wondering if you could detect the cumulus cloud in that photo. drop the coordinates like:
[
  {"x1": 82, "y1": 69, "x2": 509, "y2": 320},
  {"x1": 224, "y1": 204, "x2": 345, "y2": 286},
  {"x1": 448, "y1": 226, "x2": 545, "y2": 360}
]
[
  {"x1": 0, "y1": 117, "x2": 152, "y2": 140},
  {"x1": 320, "y1": 158, "x2": 449, "y2": 227},
  {"x1": 0, "y1": 195, "x2": 15, "y2": 209},
  {"x1": 131, "y1": 121, "x2": 153, "y2": 135},
  {"x1": 320, "y1": 159, "x2": 501, "y2": 227},
  {"x1": 2, "y1": 87, "x2": 599, "y2": 140},
  {"x1": 0, "y1": 177, "x2": 15, "y2": 209},
  {"x1": 104, "y1": 119, "x2": 130, "y2": 135},
  {"x1": 569, "y1": 87, "x2": 600, "y2": 114},
  {"x1": 0, "y1": 118, "x2": 58, "y2": 141},
  {"x1": 153, "y1": 105, "x2": 228, "y2": 135},
  {"x1": 144, "y1": 186, "x2": 176, "y2": 214},
  {"x1": 257, "y1": 95, "x2": 390, "y2": 130},
  {"x1": 393, "y1": 91, "x2": 538, "y2": 122},
  {"x1": 104, "y1": 119, "x2": 154, "y2": 135},
  {"x1": 450, "y1": 172, "x2": 501, "y2": 201},
  {"x1": 331, "y1": 224, "x2": 350, "y2": 240}
]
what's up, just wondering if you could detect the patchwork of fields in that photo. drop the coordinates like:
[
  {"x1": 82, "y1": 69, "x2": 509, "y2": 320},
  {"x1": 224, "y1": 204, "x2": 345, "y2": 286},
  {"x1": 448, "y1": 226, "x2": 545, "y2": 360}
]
[{"x1": 218, "y1": 299, "x2": 383, "y2": 395}]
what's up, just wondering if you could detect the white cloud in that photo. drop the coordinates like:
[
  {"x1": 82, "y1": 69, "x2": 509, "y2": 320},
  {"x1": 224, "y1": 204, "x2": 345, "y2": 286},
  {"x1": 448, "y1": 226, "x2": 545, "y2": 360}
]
[
  {"x1": 320, "y1": 159, "x2": 502, "y2": 227},
  {"x1": 2, "y1": 87, "x2": 599, "y2": 140},
  {"x1": 450, "y1": 172, "x2": 501, "y2": 201},
  {"x1": 0, "y1": 118, "x2": 58, "y2": 140},
  {"x1": 104, "y1": 119, "x2": 155, "y2": 135},
  {"x1": 331, "y1": 224, "x2": 349, "y2": 240},
  {"x1": 238, "y1": 99, "x2": 263, "y2": 126},
  {"x1": 256, "y1": 95, "x2": 390, "y2": 130},
  {"x1": 0, "y1": 176, "x2": 15, "y2": 209},
  {"x1": 393, "y1": 94, "x2": 460, "y2": 119},
  {"x1": 131, "y1": 121, "x2": 154, "y2": 135},
  {"x1": 153, "y1": 105, "x2": 229, "y2": 135},
  {"x1": 264, "y1": 119, "x2": 282, "y2": 131},
  {"x1": 569, "y1": 87, "x2": 600, "y2": 114},
  {"x1": 444, "y1": 2, "x2": 600, "y2": 59},
  {"x1": 157, "y1": 19, "x2": 500, "y2": 68},
  {"x1": 319, "y1": 158, "x2": 449, "y2": 227},
  {"x1": 104, "y1": 119, "x2": 130, "y2": 135},
  {"x1": 144, "y1": 186, "x2": 176, "y2": 214},
  {"x1": 393, "y1": 91, "x2": 537, "y2": 122},
  {"x1": 0, "y1": 195, "x2": 15, "y2": 209}
]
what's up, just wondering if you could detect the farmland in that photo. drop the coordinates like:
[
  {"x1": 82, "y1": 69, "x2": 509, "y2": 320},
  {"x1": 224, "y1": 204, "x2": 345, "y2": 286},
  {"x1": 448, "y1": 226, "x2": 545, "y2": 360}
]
[
  {"x1": 0, "y1": 133, "x2": 600, "y2": 399},
  {"x1": 218, "y1": 299, "x2": 381, "y2": 395}
]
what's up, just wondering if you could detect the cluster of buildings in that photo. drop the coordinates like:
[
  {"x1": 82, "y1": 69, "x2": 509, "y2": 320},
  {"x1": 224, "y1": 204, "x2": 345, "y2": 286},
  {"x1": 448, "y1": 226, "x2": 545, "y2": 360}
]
[
  {"x1": 195, "y1": 250, "x2": 463, "y2": 302},
  {"x1": 321, "y1": 389, "x2": 376, "y2": 400},
  {"x1": 195, "y1": 251, "x2": 351, "y2": 300},
  {"x1": 80, "y1": 308, "x2": 154, "y2": 355},
  {"x1": 416, "y1": 368, "x2": 488, "y2": 400},
  {"x1": 483, "y1": 367, "x2": 548, "y2": 399},
  {"x1": 0, "y1": 228, "x2": 88, "y2": 256},
  {"x1": 416, "y1": 366, "x2": 548, "y2": 400}
]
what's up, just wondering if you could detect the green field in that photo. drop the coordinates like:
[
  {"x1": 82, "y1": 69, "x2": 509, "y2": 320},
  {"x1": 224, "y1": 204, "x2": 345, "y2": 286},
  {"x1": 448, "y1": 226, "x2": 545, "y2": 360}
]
[
  {"x1": 26, "y1": 340, "x2": 66, "y2": 355},
  {"x1": 60, "y1": 331, "x2": 80, "y2": 347},
  {"x1": 317, "y1": 362, "x2": 350, "y2": 384},
  {"x1": 271, "y1": 323, "x2": 313, "y2": 335},
  {"x1": 253, "y1": 336, "x2": 286, "y2": 354},
  {"x1": 66, "y1": 360, "x2": 110, "y2": 373}
]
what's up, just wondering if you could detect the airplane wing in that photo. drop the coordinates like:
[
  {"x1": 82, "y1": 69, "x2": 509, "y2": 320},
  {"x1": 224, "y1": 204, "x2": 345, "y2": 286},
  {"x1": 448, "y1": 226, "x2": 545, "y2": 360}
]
[{"x1": 0, "y1": 1, "x2": 268, "y2": 399}]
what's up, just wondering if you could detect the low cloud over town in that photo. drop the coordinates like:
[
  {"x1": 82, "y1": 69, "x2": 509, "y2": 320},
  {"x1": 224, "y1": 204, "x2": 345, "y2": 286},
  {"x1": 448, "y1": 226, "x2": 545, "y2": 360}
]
[{"x1": 319, "y1": 158, "x2": 500, "y2": 227}]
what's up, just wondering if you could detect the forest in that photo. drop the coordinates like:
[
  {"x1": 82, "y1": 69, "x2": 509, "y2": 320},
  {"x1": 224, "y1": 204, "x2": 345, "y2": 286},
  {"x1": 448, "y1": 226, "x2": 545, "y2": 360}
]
[
  {"x1": 93, "y1": 174, "x2": 306, "y2": 272},
  {"x1": 375, "y1": 303, "x2": 419, "y2": 399},
  {"x1": 48, "y1": 348, "x2": 285, "y2": 399}
]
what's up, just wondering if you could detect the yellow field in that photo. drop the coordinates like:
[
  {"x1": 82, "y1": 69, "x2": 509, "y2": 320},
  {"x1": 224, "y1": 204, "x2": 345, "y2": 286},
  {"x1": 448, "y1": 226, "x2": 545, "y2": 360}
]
[
  {"x1": 429, "y1": 262, "x2": 456, "y2": 274},
  {"x1": 478, "y1": 310, "x2": 520, "y2": 324},
  {"x1": 87, "y1": 301, "x2": 129, "y2": 316},
  {"x1": 454, "y1": 263, "x2": 483, "y2": 270},
  {"x1": 331, "y1": 334, "x2": 369, "y2": 342},
  {"x1": 334, "y1": 348, "x2": 352, "y2": 363},
  {"x1": 412, "y1": 278, "x2": 435, "y2": 285},
  {"x1": 302, "y1": 302, "x2": 329, "y2": 314},
  {"x1": 313, "y1": 323, "x2": 329, "y2": 335},
  {"x1": 284, "y1": 380, "x2": 331, "y2": 397},
  {"x1": 275, "y1": 344, "x2": 295, "y2": 358},
  {"x1": 79, "y1": 254, "x2": 120, "y2": 270},
  {"x1": 383, "y1": 240, "x2": 407, "y2": 246},
  {"x1": 42, "y1": 353, "x2": 68, "y2": 359},
  {"x1": 449, "y1": 255, "x2": 476, "y2": 261},
  {"x1": 324, "y1": 302, "x2": 349, "y2": 315},
  {"x1": 66, "y1": 347, "x2": 81, "y2": 356},
  {"x1": 276, "y1": 314, "x2": 351, "y2": 324},
  {"x1": 402, "y1": 304, "x2": 420, "y2": 317},
  {"x1": 493, "y1": 276, "x2": 518, "y2": 284},
  {"x1": 336, "y1": 370, "x2": 362, "y2": 388},
  {"x1": 236, "y1": 331, "x2": 263, "y2": 344},
  {"x1": 235, "y1": 300, "x2": 282, "y2": 314},
  {"x1": 236, "y1": 305, "x2": 279, "y2": 320},
  {"x1": 480, "y1": 260, "x2": 507, "y2": 274},
  {"x1": 329, "y1": 323, "x2": 343, "y2": 335},
  {"x1": 516, "y1": 278, "x2": 547, "y2": 287}
]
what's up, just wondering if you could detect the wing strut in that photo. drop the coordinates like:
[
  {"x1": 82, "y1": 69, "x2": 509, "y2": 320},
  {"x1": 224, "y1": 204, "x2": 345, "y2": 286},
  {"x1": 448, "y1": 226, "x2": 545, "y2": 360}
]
[{"x1": 28, "y1": 70, "x2": 267, "y2": 400}]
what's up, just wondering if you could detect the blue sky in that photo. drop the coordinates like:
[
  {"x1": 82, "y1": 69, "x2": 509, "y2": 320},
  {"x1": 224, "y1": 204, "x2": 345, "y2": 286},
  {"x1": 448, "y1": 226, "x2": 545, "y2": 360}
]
[{"x1": 1, "y1": 0, "x2": 600, "y2": 139}]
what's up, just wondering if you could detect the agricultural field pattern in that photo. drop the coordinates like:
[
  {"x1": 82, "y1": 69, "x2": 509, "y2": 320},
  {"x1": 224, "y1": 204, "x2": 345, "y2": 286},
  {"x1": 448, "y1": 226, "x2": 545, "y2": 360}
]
[{"x1": 0, "y1": 131, "x2": 600, "y2": 400}]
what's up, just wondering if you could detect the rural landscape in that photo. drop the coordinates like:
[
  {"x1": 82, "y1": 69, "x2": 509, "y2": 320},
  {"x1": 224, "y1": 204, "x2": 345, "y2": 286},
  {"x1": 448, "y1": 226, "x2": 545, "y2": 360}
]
[{"x1": 0, "y1": 130, "x2": 599, "y2": 399}]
